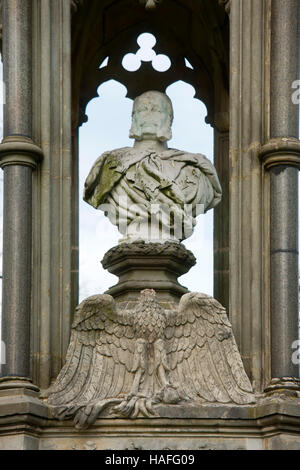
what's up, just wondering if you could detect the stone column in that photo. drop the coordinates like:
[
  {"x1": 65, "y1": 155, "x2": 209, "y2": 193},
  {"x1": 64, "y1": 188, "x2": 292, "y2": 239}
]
[
  {"x1": 214, "y1": 122, "x2": 229, "y2": 312},
  {"x1": 30, "y1": 0, "x2": 73, "y2": 389},
  {"x1": 0, "y1": 1, "x2": 42, "y2": 388},
  {"x1": 229, "y1": 0, "x2": 270, "y2": 392},
  {"x1": 260, "y1": 0, "x2": 300, "y2": 393}
]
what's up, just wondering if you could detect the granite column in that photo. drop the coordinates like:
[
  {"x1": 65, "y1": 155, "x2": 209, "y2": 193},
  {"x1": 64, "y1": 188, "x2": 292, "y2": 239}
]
[
  {"x1": 261, "y1": 0, "x2": 300, "y2": 392},
  {"x1": 0, "y1": 0, "x2": 42, "y2": 388}
]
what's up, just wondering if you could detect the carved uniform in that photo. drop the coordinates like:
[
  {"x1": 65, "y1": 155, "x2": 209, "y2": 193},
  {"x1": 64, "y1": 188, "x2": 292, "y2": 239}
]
[{"x1": 83, "y1": 148, "x2": 222, "y2": 241}]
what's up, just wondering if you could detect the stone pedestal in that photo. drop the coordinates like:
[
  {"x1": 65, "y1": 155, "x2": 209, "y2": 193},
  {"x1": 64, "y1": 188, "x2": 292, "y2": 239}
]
[
  {"x1": 1, "y1": 237, "x2": 300, "y2": 449},
  {"x1": 102, "y1": 241, "x2": 196, "y2": 305},
  {"x1": 1, "y1": 398, "x2": 300, "y2": 450},
  {"x1": 0, "y1": 378, "x2": 49, "y2": 450}
]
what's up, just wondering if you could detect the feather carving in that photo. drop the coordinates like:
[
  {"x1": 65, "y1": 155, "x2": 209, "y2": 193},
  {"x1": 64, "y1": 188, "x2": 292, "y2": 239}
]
[{"x1": 47, "y1": 290, "x2": 255, "y2": 428}]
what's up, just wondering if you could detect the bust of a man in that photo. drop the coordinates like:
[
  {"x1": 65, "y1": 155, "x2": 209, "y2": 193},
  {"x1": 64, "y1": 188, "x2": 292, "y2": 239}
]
[{"x1": 84, "y1": 91, "x2": 222, "y2": 242}]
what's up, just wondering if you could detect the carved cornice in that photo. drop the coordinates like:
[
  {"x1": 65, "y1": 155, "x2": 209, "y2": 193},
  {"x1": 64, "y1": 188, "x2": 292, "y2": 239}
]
[
  {"x1": 218, "y1": 0, "x2": 231, "y2": 14},
  {"x1": 102, "y1": 241, "x2": 196, "y2": 269},
  {"x1": 101, "y1": 241, "x2": 196, "y2": 302}
]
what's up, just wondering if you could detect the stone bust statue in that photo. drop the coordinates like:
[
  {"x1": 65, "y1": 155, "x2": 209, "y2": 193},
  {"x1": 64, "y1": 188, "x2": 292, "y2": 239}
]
[{"x1": 84, "y1": 91, "x2": 222, "y2": 242}]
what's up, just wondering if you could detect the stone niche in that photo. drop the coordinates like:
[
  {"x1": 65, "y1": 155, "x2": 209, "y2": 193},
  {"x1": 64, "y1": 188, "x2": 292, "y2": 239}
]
[{"x1": 1, "y1": 0, "x2": 300, "y2": 451}]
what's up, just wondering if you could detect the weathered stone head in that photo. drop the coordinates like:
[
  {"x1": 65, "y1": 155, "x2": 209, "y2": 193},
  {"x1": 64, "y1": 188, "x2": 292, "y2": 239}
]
[{"x1": 129, "y1": 90, "x2": 174, "y2": 142}]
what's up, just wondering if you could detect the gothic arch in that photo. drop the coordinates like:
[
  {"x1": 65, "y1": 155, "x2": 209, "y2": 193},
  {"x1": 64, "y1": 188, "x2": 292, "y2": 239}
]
[{"x1": 71, "y1": 0, "x2": 229, "y2": 129}]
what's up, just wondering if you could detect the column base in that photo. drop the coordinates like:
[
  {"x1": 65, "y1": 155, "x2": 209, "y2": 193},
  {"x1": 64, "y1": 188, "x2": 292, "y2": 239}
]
[
  {"x1": 0, "y1": 376, "x2": 40, "y2": 393},
  {"x1": 0, "y1": 380, "x2": 49, "y2": 450}
]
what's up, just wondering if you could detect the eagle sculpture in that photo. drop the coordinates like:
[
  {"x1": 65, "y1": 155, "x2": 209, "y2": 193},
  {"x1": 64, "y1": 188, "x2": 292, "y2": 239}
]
[{"x1": 47, "y1": 289, "x2": 255, "y2": 428}]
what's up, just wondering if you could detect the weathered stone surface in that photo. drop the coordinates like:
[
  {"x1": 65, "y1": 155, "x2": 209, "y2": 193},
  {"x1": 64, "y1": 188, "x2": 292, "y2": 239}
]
[
  {"x1": 84, "y1": 91, "x2": 222, "y2": 243},
  {"x1": 0, "y1": 388, "x2": 48, "y2": 419},
  {"x1": 0, "y1": 0, "x2": 299, "y2": 453},
  {"x1": 46, "y1": 289, "x2": 255, "y2": 429},
  {"x1": 2, "y1": 399, "x2": 300, "y2": 449},
  {"x1": 102, "y1": 241, "x2": 196, "y2": 303}
]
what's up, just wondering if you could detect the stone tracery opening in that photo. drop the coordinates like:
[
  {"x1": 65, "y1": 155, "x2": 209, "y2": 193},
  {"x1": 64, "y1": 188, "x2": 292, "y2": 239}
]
[{"x1": 122, "y1": 32, "x2": 171, "y2": 72}]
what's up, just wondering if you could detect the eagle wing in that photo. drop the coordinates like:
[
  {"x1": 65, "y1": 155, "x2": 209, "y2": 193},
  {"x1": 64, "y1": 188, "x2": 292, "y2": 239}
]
[
  {"x1": 47, "y1": 294, "x2": 136, "y2": 415},
  {"x1": 165, "y1": 292, "x2": 255, "y2": 405}
]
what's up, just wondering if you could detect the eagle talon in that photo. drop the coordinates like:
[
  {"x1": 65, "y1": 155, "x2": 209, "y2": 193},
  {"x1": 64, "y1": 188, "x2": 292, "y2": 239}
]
[{"x1": 111, "y1": 395, "x2": 159, "y2": 418}]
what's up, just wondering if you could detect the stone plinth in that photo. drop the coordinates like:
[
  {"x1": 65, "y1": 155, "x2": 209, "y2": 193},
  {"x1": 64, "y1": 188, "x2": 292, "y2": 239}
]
[
  {"x1": 102, "y1": 241, "x2": 196, "y2": 304},
  {"x1": 1, "y1": 398, "x2": 300, "y2": 449}
]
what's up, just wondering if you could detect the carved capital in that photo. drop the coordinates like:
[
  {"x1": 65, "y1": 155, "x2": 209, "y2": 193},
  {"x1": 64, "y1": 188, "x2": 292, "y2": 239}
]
[
  {"x1": 213, "y1": 111, "x2": 230, "y2": 133},
  {"x1": 0, "y1": 136, "x2": 43, "y2": 170},
  {"x1": 218, "y1": 0, "x2": 231, "y2": 14},
  {"x1": 259, "y1": 137, "x2": 300, "y2": 170}
]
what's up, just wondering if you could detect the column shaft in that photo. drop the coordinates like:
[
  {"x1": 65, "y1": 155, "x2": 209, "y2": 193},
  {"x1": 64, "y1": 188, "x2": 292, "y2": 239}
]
[
  {"x1": 270, "y1": 166, "x2": 298, "y2": 378},
  {"x1": 0, "y1": 0, "x2": 39, "y2": 382},
  {"x1": 2, "y1": 0, "x2": 32, "y2": 137},
  {"x1": 214, "y1": 129, "x2": 229, "y2": 312},
  {"x1": 269, "y1": 0, "x2": 300, "y2": 381},
  {"x1": 1, "y1": 166, "x2": 32, "y2": 377}
]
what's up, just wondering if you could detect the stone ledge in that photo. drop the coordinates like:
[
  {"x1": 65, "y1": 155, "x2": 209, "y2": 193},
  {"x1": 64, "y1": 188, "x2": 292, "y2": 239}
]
[
  {"x1": 102, "y1": 241, "x2": 196, "y2": 270},
  {"x1": 0, "y1": 388, "x2": 50, "y2": 423},
  {"x1": 1, "y1": 399, "x2": 300, "y2": 449}
]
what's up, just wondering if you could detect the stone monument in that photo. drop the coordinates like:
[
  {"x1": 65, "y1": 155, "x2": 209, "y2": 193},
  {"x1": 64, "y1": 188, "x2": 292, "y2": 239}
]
[
  {"x1": 1, "y1": 0, "x2": 300, "y2": 450},
  {"x1": 46, "y1": 91, "x2": 255, "y2": 428}
]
